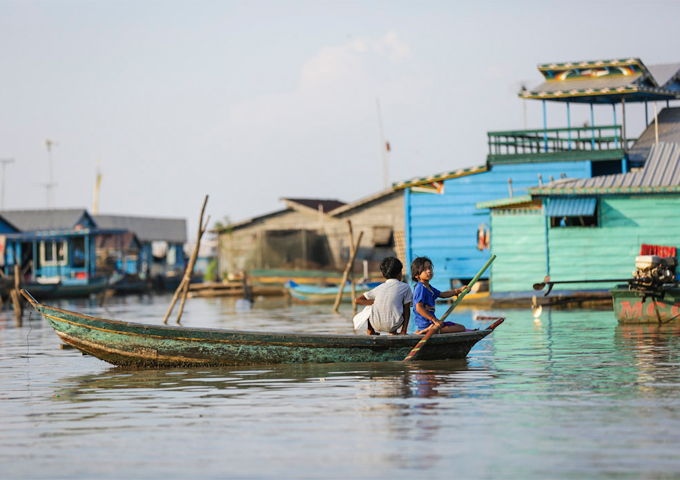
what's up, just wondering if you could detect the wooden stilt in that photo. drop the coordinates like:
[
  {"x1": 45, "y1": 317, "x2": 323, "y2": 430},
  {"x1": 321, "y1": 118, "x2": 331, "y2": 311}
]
[{"x1": 163, "y1": 195, "x2": 210, "y2": 325}]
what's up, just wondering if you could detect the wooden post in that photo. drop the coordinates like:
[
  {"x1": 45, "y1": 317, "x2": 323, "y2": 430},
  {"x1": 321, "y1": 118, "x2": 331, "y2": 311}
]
[
  {"x1": 12, "y1": 263, "x2": 22, "y2": 319},
  {"x1": 333, "y1": 225, "x2": 363, "y2": 314},
  {"x1": 163, "y1": 195, "x2": 210, "y2": 325}
]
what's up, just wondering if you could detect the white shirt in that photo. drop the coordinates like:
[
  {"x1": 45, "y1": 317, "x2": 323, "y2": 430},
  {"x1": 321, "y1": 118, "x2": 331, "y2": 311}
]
[{"x1": 363, "y1": 279, "x2": 413, "y2": 333}]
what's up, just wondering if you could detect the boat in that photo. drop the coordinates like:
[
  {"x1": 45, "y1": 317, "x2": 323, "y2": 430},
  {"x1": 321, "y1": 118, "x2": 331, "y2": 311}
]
[
  {"x1": 611, "y1": 255, "x2": 680, "y2": 324},
  {"x1": 21, "y1": 289, "x2": 503, "y2": 367},
  {"x1": 21, "y1": 275, "x2": 111, "y2": 300},
  {"x1": 284, "y1": 280, "x2": 382, "y2": 303}
]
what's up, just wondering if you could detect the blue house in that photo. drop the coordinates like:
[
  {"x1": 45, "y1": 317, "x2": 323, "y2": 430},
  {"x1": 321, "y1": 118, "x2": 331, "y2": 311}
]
[{"x1": 395, "y1": 58, "x2": 680, "y2": 291}]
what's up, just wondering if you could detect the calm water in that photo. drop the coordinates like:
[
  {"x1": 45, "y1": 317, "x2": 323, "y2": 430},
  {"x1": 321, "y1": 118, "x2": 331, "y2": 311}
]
[{"x1": 2, "y1": 294, "x2": 680, "y2": 479}]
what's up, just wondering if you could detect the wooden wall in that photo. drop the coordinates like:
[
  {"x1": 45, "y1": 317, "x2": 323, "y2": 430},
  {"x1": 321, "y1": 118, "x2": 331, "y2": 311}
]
[
  {"x1": 547, "y1": 195, "x2": 680, "y2": 290},
  {"x1": 489, "y1": 209, "x2": 547, "y2": 293},
  {"x1": 405, "y1": 161, "x2": 591, "y2": 288}
]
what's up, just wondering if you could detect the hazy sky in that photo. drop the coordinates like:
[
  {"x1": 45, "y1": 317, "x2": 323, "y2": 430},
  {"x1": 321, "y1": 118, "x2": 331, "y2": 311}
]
[{"x1": 2, "y1": 0, "x2": 680, "y2": 239}]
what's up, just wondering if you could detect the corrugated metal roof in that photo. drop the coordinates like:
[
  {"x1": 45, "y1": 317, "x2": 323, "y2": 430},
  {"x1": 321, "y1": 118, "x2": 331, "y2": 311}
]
[
  {"x1": 544, "y1": 197, "x2": 597, "y2": 217},
  {"x1": 529, "y1": 142, "x2": 680, "y2": 195},
  {"x1": 526, "y1": 75, "x2": 641, "y2": 94},
  {"x1": 647, "y1": 63, "x2": 680, "y2": 87},
  {"x1": 627, "y1": 107, "x2": 680, "y2": 162},
  {"x1": 94, "y1": 215, "x2": 187, "y2": 243},
  {"x1": 281, "y1": 198, "x2": 346, "y2": 213},
  {"x1": 2, "y1": 209, "x2": 92, "y2": 231}
]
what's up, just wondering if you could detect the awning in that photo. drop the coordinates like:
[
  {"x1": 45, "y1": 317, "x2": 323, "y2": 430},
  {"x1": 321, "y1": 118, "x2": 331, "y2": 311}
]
[{"x1": 544, "y1": 197, "x2": 597, "y2": 217}]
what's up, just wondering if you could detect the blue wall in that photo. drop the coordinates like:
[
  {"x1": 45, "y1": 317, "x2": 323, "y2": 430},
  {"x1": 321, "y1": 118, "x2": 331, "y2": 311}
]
[{"x1": 405, "y1": 161, "x2": 592, "y2": 289}]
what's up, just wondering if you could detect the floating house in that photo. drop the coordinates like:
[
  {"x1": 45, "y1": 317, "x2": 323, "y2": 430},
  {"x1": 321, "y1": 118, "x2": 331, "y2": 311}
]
[
  {"x1": 93, "y1": 214, "x2": 188, "y2": 289},
  {"x1": 396, "y1": 58, "x2": 680, "y2": 291},
  {"x1": 479, "y1": 141, "x2": 680, "y2": 295},
  {"x1": 0, "y1": 209, "x2": 129, "y2": 297},
  {"x1": 0, "y1": 209, "x2": 189, "y2": 297},
  {"x1": 215, "y1": 191, "x2": 405, "y2": 282}
]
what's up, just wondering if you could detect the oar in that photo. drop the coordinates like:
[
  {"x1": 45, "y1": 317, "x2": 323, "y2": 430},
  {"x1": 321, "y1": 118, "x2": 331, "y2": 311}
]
[
  {"x1": 533, "y1": 275, "x2": 637, "y2": 296},
  {"x1": 404, "y1": 255, "x2": 496, "y2": 362}
]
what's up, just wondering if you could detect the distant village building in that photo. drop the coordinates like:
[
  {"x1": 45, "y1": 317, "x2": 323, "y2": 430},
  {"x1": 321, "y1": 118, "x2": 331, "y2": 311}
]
[
  {"x1": 215, "y1": 190, "x2": 404, "y2": 281},
  {"x1": 0, "y1": 209, "x2": 188, "y2": 295},
  {"x1": 395, "y1": 58, "x2": 680, "y2": 291}
]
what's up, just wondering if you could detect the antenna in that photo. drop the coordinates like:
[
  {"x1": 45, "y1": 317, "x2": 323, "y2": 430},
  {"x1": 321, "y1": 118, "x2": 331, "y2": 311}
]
[
  {"x1": 93, "y1": 159, "x2": 102, "y2": 214},
  {"x1": 376, "y1": 98, "x2": 390, "y2": 190},
  {"x1": 45, "y1": 139, "x2": 58, "y2": 207},
  {"x1": 0, "y1": 158, "x2": 14, "y2": 210}
]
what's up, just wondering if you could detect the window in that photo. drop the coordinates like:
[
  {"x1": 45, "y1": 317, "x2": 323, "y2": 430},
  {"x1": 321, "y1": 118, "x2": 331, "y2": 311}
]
[
  {"x1": 40, "y1": 241, "x2": 68, "y2": 266},
  {"x1": 545, "y1": 197, "x2": 598, "y2": 228}
]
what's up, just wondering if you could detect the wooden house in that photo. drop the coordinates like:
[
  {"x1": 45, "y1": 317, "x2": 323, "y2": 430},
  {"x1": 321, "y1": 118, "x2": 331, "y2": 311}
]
[
  {"x1": 478, "y1": 141, "x2": 680, "y2": 294},
  {"x1": 93, "y1": 214, "x2": 188, "y2": 289},
  {"x1": 0, "y1": 209, "x2": 131, "y2": 295},
  {"x1": 396, "y1": 58, "x2": 680, "y2": 291},
  {"x1": 215, "y1": 191, "x2": 405, "y2": 282}
]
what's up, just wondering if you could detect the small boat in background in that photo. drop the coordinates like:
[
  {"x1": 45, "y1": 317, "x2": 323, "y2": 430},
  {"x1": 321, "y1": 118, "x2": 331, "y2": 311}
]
[
  {"x1": 21, "y1": 289, "x2": 503, "y2": 367},
  {"x1": 284, "y1": 280, "x2": 382, "y2": 304}
]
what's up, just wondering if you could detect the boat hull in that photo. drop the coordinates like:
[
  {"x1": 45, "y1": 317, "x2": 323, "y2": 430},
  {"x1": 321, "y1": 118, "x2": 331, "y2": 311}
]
[
  {"x1": 30, "y1": 299, "x2": 496, "y2": 367},
  {"x1": 611, "y1": 285, "x2": 680, "y2": 323}
]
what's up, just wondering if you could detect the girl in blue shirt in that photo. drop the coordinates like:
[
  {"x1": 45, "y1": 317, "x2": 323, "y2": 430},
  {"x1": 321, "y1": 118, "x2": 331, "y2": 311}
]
[{"x1": 411, "y1": 256, "x2": 467, "y2": 335}]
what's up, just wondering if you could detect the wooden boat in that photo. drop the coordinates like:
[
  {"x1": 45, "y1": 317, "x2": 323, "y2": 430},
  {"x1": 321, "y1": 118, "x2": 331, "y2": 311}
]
[
  {"x1": 22, "y1": 275, "x2": 111, "y2": 300},
  {"x1": 611, "y1": 284, "x2": 680, "y2": 323},
  {"x1": 284, "y1": 280, "x2": 382, "y2": 303},
  {"x1": 21, "y1": 289, "x2": 503, "y2": 367}
]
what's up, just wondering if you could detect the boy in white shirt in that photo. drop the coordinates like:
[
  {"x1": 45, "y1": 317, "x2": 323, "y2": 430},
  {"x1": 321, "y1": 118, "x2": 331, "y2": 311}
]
[{"x1": 355, "y1": 257, "x2": 413, "y2": 335}]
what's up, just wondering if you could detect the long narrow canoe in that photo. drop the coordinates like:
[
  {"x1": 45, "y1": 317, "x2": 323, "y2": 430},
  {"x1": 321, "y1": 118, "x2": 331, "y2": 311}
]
[
  {"x1": 284, "y1": 280, "x2": 381, "y2": 303},
  {"x1": 22, "y1": 289, "x2": 503, "y2": 367}
]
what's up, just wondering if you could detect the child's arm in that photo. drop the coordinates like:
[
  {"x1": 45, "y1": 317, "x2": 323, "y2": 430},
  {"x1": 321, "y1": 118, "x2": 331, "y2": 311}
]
[
  {"x1": 439, "y1": 286, "x2": 469, "y2": 299},
  {"x1": 354, "y1": 293, "x2": 374, "y2": 306},
  {"x1": 415, "y1": 302, "x2": 440, "y2": 325}
]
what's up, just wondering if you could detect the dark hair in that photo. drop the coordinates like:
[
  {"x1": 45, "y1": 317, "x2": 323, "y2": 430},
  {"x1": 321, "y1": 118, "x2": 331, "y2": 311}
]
[
  {"x1": 411, "y1": 256, "x2": 433, "y2": 283},
  {"x1": 380, "y1": 257, "x2": 403, "y2": 279}
]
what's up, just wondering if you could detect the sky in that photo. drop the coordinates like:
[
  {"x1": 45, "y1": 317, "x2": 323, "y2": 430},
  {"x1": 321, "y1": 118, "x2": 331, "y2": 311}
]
[{"x1": 2, "y1": 0, "x2": 680, "y2": 240}]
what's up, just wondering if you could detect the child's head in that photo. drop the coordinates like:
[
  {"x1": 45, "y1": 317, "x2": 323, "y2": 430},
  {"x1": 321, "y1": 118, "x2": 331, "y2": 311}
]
[
  {"x1": 380, "y1": 257, "x2": 403, "y2": 280},
  {"x1": 411, "y1": 256, "x2": 433, "y2": 283}
]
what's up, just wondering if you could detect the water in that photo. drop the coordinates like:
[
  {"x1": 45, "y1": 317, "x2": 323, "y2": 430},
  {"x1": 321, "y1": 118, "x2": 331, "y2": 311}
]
[{"x1": 2, "y1": 294, "x2": 680, "y2": 479}]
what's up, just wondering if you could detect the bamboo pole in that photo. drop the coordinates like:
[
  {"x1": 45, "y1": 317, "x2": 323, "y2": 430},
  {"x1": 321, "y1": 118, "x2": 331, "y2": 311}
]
[
  {"x1": 163, "y1": 195, "x2": 210, "y2": 325},
  {"x1": 333, "y1": 225, "x2": 363, "y2": 313},
  {"x1": 12, "y1": 263, "x2": 22, "y2": 319}
]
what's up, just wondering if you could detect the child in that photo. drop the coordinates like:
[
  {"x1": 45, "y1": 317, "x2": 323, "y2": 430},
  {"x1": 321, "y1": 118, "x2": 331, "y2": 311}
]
[
  {"x1": 411, "y1": 256, "x2": 468, "y2": 335},
  {"x1": 354, "y1": 257, "x2": 412, "y2": 335}
]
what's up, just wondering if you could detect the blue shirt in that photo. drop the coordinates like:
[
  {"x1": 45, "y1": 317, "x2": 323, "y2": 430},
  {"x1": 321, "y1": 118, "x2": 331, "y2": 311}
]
[{"x1": 413, "y1": 282, "x2": 441, "y2": 330}]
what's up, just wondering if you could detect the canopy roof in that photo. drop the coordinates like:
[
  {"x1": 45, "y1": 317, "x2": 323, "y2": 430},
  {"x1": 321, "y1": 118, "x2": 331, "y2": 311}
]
[{"x1": 521, "y1": 58, "x2": 680, "y2": 104}]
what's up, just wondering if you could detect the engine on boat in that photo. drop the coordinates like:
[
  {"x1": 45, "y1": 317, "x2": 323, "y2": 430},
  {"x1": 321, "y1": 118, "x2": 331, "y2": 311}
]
[{"x1": 632, "y1": 255, "x2": 678, "y2": 289}]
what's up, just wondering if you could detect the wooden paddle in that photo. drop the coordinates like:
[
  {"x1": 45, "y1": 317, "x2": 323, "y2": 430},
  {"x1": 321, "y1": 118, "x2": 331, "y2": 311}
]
[{"x1": 404, "y1": 255, "x2": 496, "y2": 361}]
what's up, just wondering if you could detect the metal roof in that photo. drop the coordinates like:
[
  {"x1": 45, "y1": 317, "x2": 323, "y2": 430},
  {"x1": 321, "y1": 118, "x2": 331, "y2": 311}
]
[
  {"x1": 522, "y1": 58, "x2": 680, "y2": 103},
  {"x1": 544, "y1": 197, "x2": 597, "y2": 217},
  {"x1": 280, "y1": 198, "x2": 346, "y2": 213},
  {"x1": 2, "y1": 209, "x2": 92, "y2": 231},
  {"x1": 529, "y1": 142, "x2": 680, "y2": 195},
  {"x1": 647, "y1": 63, "x2": 680, "y2": 87},
  {"x1": 94, "y1": 215, "x2": 187, "y2": 243},
  {"x1": 329, "y1": 188, "x2": 402, "y2": 217},
  {"x1": 627, "y1": 107, "x2": 680, "y2": 163}
]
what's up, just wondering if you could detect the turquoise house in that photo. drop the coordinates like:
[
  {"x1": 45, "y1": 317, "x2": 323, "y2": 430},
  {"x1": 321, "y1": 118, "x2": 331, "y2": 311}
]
[{"x1": 478, "y1": 142, "x2": 680, "y2": 294}]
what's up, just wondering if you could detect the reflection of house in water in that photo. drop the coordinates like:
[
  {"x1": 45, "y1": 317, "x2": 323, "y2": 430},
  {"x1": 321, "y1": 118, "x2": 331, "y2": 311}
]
[
  {"x1": 214, "y1": 191, "x2": 405, "y2": 282},
  {"x1": 93, "y1": 214, "x2": 188, "y2": 290}
]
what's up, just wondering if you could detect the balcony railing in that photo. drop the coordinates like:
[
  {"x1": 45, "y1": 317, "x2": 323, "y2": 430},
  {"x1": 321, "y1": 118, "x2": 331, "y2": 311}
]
[{"x1": 488, "y1": 125, "x2": 636, "y2": 157}]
